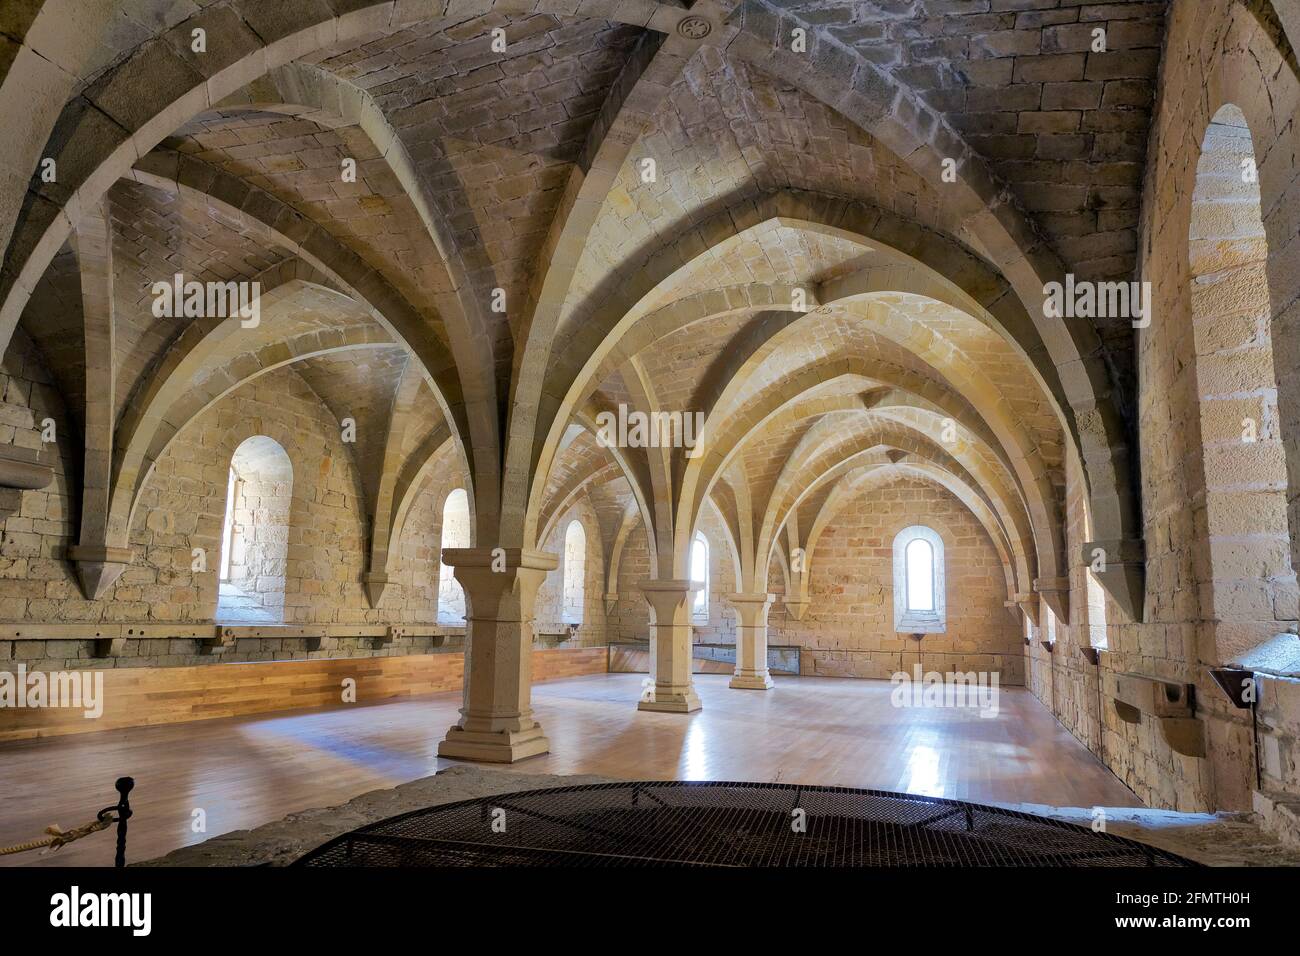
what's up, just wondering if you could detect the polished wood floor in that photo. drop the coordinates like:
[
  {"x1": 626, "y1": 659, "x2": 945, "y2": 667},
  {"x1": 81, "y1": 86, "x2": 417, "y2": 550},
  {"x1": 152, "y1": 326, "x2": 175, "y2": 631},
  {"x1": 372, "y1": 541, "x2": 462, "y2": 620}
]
[{"x1": 0, "y1": 673, "x2": 1141, "y2": 867}]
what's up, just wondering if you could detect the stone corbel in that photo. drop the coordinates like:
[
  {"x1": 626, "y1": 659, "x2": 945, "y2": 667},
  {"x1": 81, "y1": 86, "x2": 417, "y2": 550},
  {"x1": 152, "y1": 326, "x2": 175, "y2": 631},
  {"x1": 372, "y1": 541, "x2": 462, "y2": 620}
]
[
  {"x1": 1106, "y1": 671, "x2": 1204, "y2": 758},
  {"x1": 66, "y1": 544, "x2": 134, "y2": 600},
  {"x1": 0, "y1": 444, "x2": 53, "y2": 520},
  {"x1": 1083, "y1": 537, "x2": 1145, "y2": 623},
  {"x1": 1015, "y1": 592, "x2": 1039, "y2": 628},
  {"x1": 783, "y1": 597, "x2": 811, "y2": 620},
  {"x1": 0, "y1": 444, "x2": 53, "y2": 490},
  {"x1": 1033, "y1": 576, "x2": 1070, "y2": 622},
  {"x1": 362, "y1": 571, "x2": 389, "y2": 608}
]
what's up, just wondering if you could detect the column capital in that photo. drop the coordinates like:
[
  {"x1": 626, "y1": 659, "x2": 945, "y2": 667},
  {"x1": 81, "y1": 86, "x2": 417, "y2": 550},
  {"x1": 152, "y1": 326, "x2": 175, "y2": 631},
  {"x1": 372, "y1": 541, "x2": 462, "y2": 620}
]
[
  {"x1": 638, "y1": 578, "x2": 700, "y2": 622},
  {"x1": 639, "y1": 577, "x2": 699, "y2": 595},
  {"x1": 441, "y1": 547, "x2": 558, "y2": 572},
  {"x1": 726, "y1": 592, "x2": 775, "y2": 605},
  {"x1": 726, "y1": 592, "x2": 775, "y2": 629}
]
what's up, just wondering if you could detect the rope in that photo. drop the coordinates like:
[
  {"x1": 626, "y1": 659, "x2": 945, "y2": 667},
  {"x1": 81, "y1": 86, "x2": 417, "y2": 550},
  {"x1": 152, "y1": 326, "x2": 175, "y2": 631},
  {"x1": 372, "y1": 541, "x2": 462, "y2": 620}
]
[{"x1": 0, "y1": 816, "x2": 114, "y2": 857}]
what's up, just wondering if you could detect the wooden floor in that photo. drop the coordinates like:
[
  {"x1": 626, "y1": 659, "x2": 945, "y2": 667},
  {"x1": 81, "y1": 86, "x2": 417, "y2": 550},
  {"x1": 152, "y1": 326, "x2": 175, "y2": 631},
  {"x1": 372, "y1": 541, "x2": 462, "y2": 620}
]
[{"x1": 0, "y1": 673, "x2": 1141, "y2": 867}]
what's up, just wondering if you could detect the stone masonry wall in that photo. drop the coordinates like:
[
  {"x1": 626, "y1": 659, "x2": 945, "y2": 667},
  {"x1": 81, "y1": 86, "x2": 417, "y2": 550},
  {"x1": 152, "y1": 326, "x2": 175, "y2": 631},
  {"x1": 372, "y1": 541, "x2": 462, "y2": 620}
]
[
  {"x1": 0, "y1": 359, "x2": 463, "y2": 669},
  {"x1": 1023, "y1": 0, "x2": 1300, "y2": 813},
  {"x1": 768, "y1": 478, "x2": 1024, "y2": 685}
]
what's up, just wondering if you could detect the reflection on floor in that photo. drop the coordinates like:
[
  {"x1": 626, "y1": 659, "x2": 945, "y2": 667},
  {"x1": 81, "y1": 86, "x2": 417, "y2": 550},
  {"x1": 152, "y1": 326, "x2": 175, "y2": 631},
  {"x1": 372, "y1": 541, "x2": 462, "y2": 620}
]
[{"x1": 0, "y1": 672, "x2": 1140, "y2": 867}]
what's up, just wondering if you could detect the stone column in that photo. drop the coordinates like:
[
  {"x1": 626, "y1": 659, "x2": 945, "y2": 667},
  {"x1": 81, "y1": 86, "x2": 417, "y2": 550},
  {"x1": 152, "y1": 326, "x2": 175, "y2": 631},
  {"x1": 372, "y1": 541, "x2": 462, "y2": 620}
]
[
  {"x1": 437, "y1": 547, "x2": 557, "y2": 763},
  {"x1": 638, "y1": 579, "x2": 701, "y2": 713},
  {"x1": 728, "y1": 592, "x2": 775, "y2": 690}
]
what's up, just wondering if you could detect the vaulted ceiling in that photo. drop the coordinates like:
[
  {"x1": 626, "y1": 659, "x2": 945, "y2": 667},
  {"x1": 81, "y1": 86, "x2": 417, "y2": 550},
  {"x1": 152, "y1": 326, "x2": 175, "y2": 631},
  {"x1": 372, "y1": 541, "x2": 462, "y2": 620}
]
[{"x1": 0, "y1": 0, "x2": 1172, "y2": 613}]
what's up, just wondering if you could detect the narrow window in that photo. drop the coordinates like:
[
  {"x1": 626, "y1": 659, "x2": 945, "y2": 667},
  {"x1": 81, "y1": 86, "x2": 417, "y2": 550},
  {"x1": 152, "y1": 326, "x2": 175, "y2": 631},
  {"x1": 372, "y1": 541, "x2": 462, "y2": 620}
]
[
  {"x1": 438, "y1": 488, "x2": 470, "y2": 625},
  {"x1": 690, "y1": 532, "x2": 709, "y2": 623},
  {"x1": 562, "y1": 520, "x2": 586, "y2": 625},
  {"x1": 219, "y1": 468, "x2": 237, "y2": 582},
  {"x1": 905, "y1": 538, "x2": 935, "y2": 611},
  {"x1": 893, "y1": 526, "x2": 945, "y2": 633}
]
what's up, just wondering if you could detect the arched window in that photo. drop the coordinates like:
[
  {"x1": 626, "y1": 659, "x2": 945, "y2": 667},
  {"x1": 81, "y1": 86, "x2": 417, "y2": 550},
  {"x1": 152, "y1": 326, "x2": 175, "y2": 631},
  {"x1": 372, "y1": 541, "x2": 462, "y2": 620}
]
[
  {"x1": 437, "y1": 488, "x2": 470, "y2": 625},
  {"x1": 1045, "y1": 606, "x2": 1056, "y2": 645},
  {"x1": 1188, "y1": 104, "x2": 1297, "y2": 662},
  {"x1": 562, "y1": 520, "x2": 586, "y2": 625},
  {"x1": 893, "y1": 525, "x2": 945, "y2": 632},
  {"x1": 905, "y1": 538, "x2": 935, "y2": 611},
  {"x1": 217, "y1": 436, "x2": 292, "y2": 624},
  {"x1": 690, "y1": 532, "x2": 709, "y2": 623}
]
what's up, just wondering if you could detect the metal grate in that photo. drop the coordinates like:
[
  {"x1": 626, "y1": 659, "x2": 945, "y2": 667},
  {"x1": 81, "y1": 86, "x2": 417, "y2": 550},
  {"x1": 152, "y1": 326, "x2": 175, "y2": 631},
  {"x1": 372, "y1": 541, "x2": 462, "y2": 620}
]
[{"x1": 292, "y1": 781, "x2": 1199, "y2": 867}]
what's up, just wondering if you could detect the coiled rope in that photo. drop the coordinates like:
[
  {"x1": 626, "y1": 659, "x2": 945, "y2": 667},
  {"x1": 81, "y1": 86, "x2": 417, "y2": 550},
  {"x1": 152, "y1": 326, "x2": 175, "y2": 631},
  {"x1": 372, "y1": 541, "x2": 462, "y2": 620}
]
[
  {"x1": 0, "y1": 816, "x2": 113, "y2": 856},
  {"x1": 0, "y1": 777, "x2": 134, "y2": 864}
]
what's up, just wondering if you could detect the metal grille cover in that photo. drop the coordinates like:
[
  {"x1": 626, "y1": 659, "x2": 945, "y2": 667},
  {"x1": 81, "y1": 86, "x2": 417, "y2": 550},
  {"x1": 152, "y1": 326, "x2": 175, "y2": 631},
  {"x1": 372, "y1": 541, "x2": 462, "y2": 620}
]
[{"x1": 292, "y1": 781, "x2": 1198, "y2": 867}]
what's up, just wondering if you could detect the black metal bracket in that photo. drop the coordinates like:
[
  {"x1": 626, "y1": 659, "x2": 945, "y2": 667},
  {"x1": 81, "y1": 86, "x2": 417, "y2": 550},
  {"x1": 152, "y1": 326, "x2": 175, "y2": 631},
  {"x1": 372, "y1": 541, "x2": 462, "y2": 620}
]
[
  {"x1": 96, "y1": 776, "x2": 134, "y2": 868},
  {"x1": 1208, "y1": 668, "x2": 1256, "y2": 710}
]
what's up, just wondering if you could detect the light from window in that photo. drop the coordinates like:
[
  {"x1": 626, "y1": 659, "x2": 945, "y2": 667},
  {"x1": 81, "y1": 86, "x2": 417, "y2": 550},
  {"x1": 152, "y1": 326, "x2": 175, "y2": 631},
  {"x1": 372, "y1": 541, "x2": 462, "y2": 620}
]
[
  {"x1": 905, "y1": 538, "x2": 935, "y2": 611},
  {"x1": 562, "y1": 520, "x2": 586, "y2": 625},
  {"x1": 438, "y1": 488, "x2": 470, "y2": 625},
  {"x1": 1086, "y1": 570, "x2": 1108, "y2": 648},
  {"x1": 1045, "y1": 607, "x2": 1056, "y2": 644},
  {"x1": 893, "y1": 525, "x2": 945, "y2": 633},
  {"x1": 690, "y1": 533, "x2": 709, "y2": 623},
  {"x1": 219, "y1": 468, "x2": 236, "y2": 582}
]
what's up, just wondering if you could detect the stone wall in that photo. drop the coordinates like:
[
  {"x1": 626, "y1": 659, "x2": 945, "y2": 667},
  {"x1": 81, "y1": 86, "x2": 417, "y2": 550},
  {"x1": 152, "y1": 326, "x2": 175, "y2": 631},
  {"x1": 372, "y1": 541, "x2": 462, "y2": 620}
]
[
  {"x1": 1022, "y1": 0, "x2": 1300, "y2": 813},
  {"x1": 768, "y1": 478, "x2": 1024, "y2": 685},
  {"x1": 534, "y1": 500, "x2": 610, "y2": 647},
  {"x1": 0, "y1": 357, "x2": 462, "y2": 668},
  {"x1": 608, "y1": 477, "x2": 1023, "y2": 684}
]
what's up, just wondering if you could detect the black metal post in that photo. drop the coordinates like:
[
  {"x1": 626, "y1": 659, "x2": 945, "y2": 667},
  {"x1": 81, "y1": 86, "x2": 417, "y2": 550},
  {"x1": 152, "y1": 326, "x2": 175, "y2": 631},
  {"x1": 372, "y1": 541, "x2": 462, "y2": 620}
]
[{"x1": 112, "y1": 777, "x2": 133, "y2": 868}]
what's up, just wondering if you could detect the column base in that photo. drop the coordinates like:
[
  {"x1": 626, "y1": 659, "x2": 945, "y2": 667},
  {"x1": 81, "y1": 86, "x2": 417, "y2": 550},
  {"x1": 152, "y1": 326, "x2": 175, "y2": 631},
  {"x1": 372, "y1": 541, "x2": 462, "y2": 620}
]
[
  {"x1": 729, "y1": 670, "x2": 774, "y2": 690},
  {"x1": 637, "y1": 685, "x2": 702, "y2": 713},
  {"x1": 437, "y1": 724, "x2": 550, "y2": 763}
]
